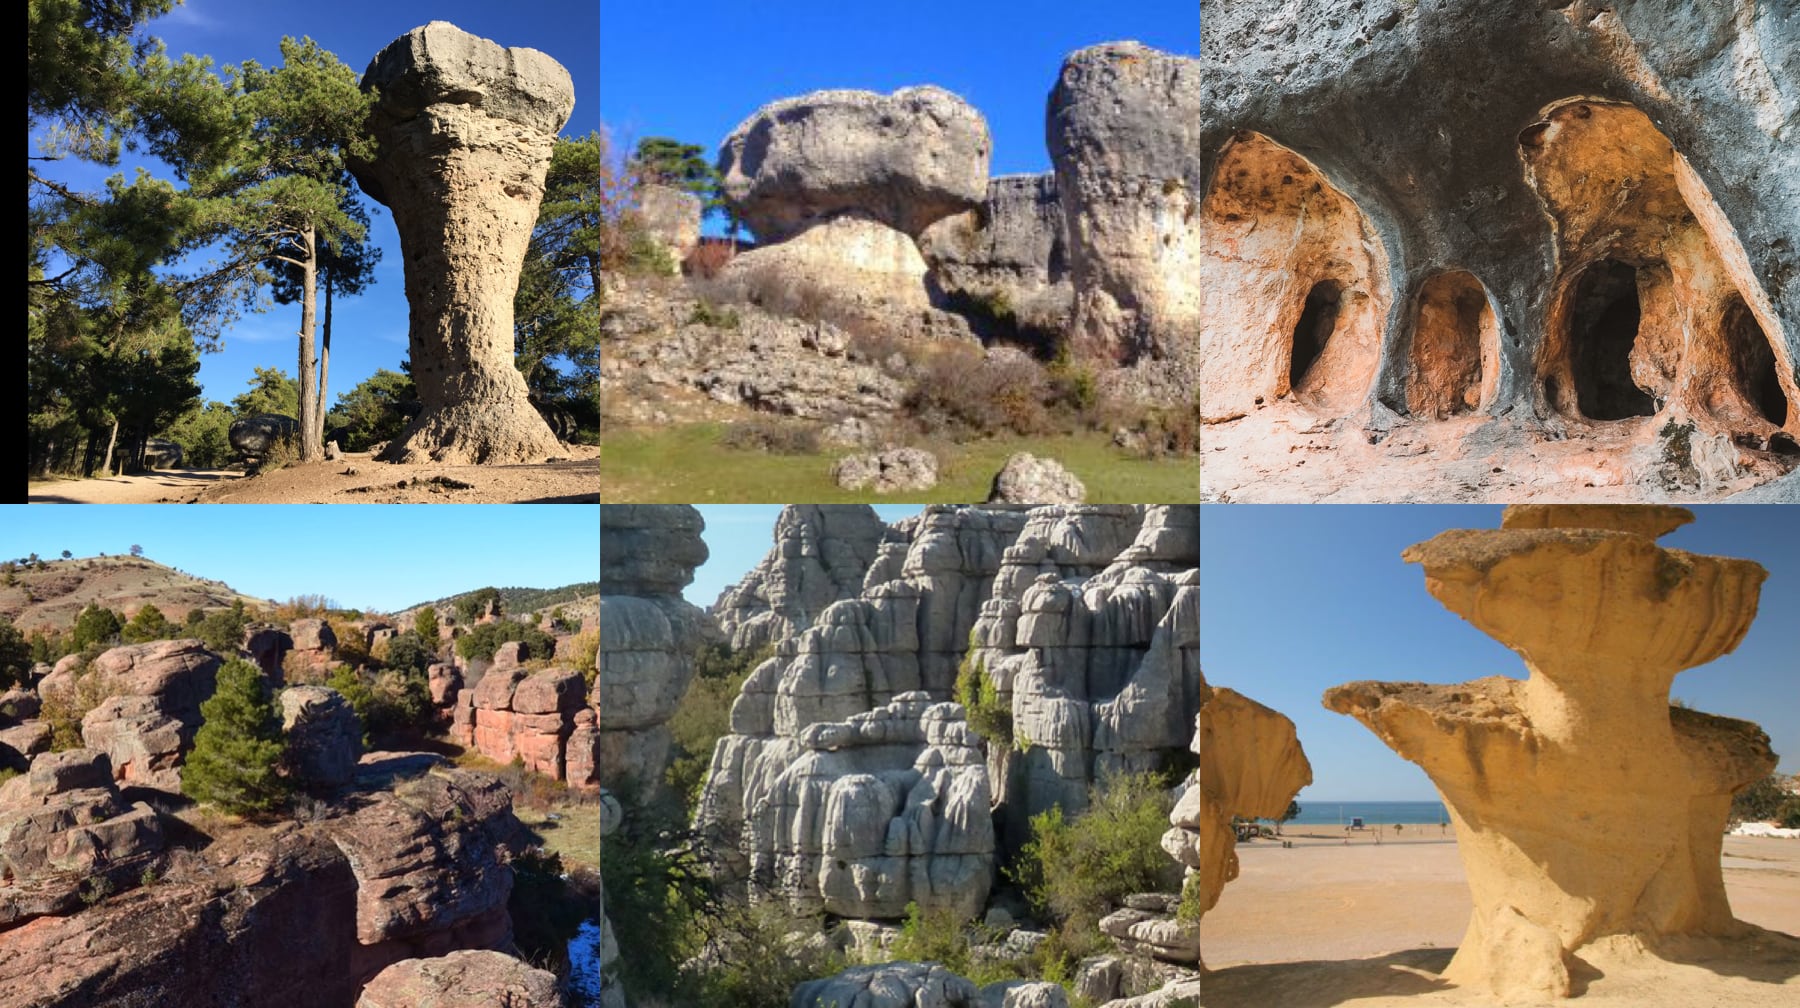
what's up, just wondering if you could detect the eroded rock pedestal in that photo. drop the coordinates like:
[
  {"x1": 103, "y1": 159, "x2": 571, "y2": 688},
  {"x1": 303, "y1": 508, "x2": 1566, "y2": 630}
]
[
  {"x1": 1324, "y1": 504, "x2": 1787, "y2": 1000},
  {"x1": 351, "y1": 21, "x2": 573, "y2": 464}
]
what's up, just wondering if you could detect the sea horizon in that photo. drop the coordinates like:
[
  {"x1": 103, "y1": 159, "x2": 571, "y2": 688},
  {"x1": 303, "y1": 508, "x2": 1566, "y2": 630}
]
[{"x1": 1263, "y1": 800, "x2": 1451, "y2": 825}]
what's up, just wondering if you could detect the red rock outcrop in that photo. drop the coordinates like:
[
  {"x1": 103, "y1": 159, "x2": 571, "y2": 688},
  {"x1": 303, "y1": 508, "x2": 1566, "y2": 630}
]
[
  {"x1": 356, "y1": 949, "x2": 559, "y2": 1008},
  {"x1": 0, "y1": 761, "x2": 528, "y2": 1008},
  {"x1": 76, "y1": 639, "x2": 221, "y2": 793}
]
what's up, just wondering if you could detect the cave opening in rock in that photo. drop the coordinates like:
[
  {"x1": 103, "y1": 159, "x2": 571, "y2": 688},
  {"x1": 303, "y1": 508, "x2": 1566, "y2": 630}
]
[
  {"x1": 1407, "y1": 271, "x2": 1497, "y2": 419},
  {"x1": 1290, "y1": 280, "x2": 1343, "y2": 391},
  {"x1": 1722, "y1": 296, "x2": 1788, "y2": 426},
  {"x1": 1567, "y1": 260, "x2": 1655, "y2": 420}
]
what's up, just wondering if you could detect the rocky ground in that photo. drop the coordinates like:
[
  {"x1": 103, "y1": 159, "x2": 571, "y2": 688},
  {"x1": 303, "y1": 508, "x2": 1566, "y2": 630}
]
[
  {"x1": 27, "y1": 447, "x2": 599, "y2": 504},
  {"x1": 1201, "y1": 407, "x2": 1800, "y2": 502}
]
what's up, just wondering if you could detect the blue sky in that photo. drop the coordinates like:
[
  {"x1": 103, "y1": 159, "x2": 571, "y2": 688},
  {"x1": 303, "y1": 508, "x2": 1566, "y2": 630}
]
[
  {"x1": 599, "y1": 0, "x2": 1198, "y2": 235},
  {"x1": 31, "y1": 0, "x2": 599, "y2": 407},
  {"x1": 680, "y1": 506, "x2": 924, "y2": 608},
  {"x1": 1200, "y1": 506, "x2": 1800, "y2": 801},
  {"x1": 0, "y1": 505, "x2": 599, "y2": 614}
]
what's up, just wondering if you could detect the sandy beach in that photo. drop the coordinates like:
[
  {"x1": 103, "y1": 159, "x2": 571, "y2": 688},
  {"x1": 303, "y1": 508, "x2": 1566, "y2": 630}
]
[{"x1": 1201, "y1": 825, "x2": 1800, "y2": 1007}]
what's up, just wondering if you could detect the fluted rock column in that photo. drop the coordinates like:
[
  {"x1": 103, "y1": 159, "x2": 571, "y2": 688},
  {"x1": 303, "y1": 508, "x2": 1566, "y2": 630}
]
[
  {"x1": 1324, "y1": 505, "x2": 1782, "y2": 1001},
  {"x1": 351, "y1": 21, "x2": 573, "y2": 464}
]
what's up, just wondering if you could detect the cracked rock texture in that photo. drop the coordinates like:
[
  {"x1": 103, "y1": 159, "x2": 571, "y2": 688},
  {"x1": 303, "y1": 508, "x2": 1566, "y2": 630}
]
[
  {"x1": 76, "y1": 639, "x2": 221, "y2": 794},
  {"x1": 697, "y1": 506, "x2": 1203, "y2": 921},
  {"x1": 919, "y1": 173, "x2": 1075, "y2": 344},
  {"x1": 1051, "y1": 43, "x2": 1202, "y2": 367},
  {"x1": 351, "y1": 21, "x2": 573, "y2": 464},
  {"x1": 356, "y1": 949, "x2": 559, "y2": 1008},
  {"x1": 598, "y1": 505, "x2": 713, "y2": 791},
  {"x1": 1323, "y1": 504, "x2": 1788, "y2": 1000},
  {"x1": 713, "y1": 505, "x2": 892, "y2": 654}
]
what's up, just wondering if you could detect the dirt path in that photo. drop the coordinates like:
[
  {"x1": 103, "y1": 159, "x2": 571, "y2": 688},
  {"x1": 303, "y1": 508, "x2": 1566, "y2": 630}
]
[
  {"x1": 27, "y1": 470, "x2": 240, "y2": 504},
  {"x1": 28, "y1": 447, "x2": 600, "y2": 504}
]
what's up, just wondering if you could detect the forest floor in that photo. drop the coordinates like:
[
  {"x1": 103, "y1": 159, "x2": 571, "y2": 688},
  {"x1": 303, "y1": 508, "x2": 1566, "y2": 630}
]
[{"x1": 27, "y1": 447, "x2": 599, "y2": 504}]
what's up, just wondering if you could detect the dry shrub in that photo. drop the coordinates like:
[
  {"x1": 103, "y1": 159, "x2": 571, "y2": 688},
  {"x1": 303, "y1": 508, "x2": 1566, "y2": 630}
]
[
  {"x1": 905, "y1": 345, "x2": 1057, "y2": 437},
  {"x1": 718, "y1": 415, "x2": 824, "y2": 455},
  {"x1": 683, "y1": 241, "x2": 736, "y2": 279}
]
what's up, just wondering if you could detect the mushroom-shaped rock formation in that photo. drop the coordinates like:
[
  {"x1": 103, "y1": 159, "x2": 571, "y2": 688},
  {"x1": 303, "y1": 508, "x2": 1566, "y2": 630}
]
[
  {"x1": 1323, "y1": 504, "x2": 1788, "y2": 1001},
  {"x1": 717, "y1": 86, "x2": 990, "y2": 244},
  {"x1": 350, "y1": 21, "x2": 573, "y2": 464}
]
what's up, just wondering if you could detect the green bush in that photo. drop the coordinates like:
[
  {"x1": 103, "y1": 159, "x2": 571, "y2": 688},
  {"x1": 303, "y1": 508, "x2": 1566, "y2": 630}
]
[
  {"x1": 664, "y1": 642, "x2": 771, "y2": 813},
  {"x1": 193, "y1": 600, "x2": 252, "y2": 654},
  {"x1": 413, "y1": 606, "x2": 440, "y2": 642},
  {"x1": 598, "y1": 793, "x2": 710, "y2": 998},
  {"x1": 120, "y1": 603, "x2": 174, "y2": 644},
  {"x1": 71, "y1": 603, "x2": 123, "y2": 651},
  {"x1": 1012, "y1": 770, "x2": 1182, "y2": 938},
  {"x1": 182, "y1": 658, "x2": 291, "y2": 816},
  {"x1": 1731, "y1": 773, "x2": 1793, "y2": 825},
  {"x1": 327, "y1": 665, "x2": 431, "y2": 744},
  {"x1": 455, "y1": 619, "x2": 555, "y2": 663},
  {"x1": 382, "y1": 630, "x2": 436, "y2": 676},
  {"x1": 0, "y1": 616, "x2": 30, "y2": 689},
  {"x1": 689, "y1": 901, "x2": 847, "y2": 1008},
  {"x1": 954, "y1": 643, "x2": 1011, "y2": 749}
]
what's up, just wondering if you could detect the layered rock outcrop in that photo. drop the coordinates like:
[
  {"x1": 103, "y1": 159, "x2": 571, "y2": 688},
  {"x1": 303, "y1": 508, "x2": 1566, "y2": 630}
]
[
  {"x1": 350, "y1": 21, "x2": 573, "y2": 464},
  {"x1": 1323, "y1": 505, "x2": 1788, "y2": 1000},
  {"x1": 0, "y1": 749, "x2": 165, "y2": 926},
  {"x1": 712, "y1": 505, "x2": 890, "y2": 654},
  {"x1": 918, "y1": 173, "x2": 1074, "y2": 345},
  {"x1": 282, "y1": 685, "x2": 363, "y2": 789},
  {"x1": 76, "y1": 639, "x2": 221, "y2": 793},
  {"x1": 0, "y1": 759, "x2": 527, "y2": 1008},
  {"x1": 357, "y1": 949, "x2": 559, "y2": 1008},
  {"x1": 1199, "y1": 0, "x2": 1798, "y2": 499},
  {"x1": 1051, "y1": 43, "x2": 1202, "y2": 368},
  {"x1": 698, "y1": 506, "x2": 1204, "y2": 922},
  {"x1": 599, "y1": 505, "x2": 712, "y2": 790}
]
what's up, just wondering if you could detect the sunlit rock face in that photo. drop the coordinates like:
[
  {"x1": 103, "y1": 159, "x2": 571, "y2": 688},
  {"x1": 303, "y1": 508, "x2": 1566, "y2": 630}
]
[
  {"x1": 696, "y1": 505, "x2": 1204, "y2": 922},
  {"x1": 598, "y1": 505, "x2": 712, "y2": 792},
  {"x1": 1050, "y1": 43, "x2": 1203, "y2": 367},
  {"x1": 350, "y1": 21, "x2": 573, "y2": 464},
  {"x1": 1200, "y1": 0, "x2": 1799, "y2": 498},
  {"x1": 1324, "y1": 505, "x2": 1787, "y2": 1001},
  {"x1": 712, "y1": 505, "x2": 891, "y2": 655}
]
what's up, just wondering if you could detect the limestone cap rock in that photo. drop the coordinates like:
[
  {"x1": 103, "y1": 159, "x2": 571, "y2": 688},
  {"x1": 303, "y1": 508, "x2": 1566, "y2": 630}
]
[
  {"x1": 718, "y1": 85, "x2": 991, "y2": 242},
  {"x1": 356, "y1": 21, "x2": 574, "y2": 206}
]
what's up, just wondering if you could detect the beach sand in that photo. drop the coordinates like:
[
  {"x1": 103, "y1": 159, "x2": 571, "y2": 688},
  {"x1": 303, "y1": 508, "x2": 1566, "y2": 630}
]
[{"x1": 1201, "y1": 825, "x2": 1800, "y2": 1007}]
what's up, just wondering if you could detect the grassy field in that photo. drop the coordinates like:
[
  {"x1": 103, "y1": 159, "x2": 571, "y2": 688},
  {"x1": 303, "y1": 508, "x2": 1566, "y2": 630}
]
[{"x1": 599, "y1": 424, "x2": 1199, "y2": 502}]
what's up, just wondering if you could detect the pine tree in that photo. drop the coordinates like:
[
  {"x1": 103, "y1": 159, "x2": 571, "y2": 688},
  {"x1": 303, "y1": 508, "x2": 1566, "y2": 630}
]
[
  {"x1": 412, "y1": 606, "x2": 439, "y2": 642},
  {"x1": 121, "y1": 602, "x2": 171, "y2": 643},
  {"x1": 71, "y1": 602, "x2": 122, "y2": 650},
  {"x1": 182, "y1": 658, "x2": 289, "y2": 816}
]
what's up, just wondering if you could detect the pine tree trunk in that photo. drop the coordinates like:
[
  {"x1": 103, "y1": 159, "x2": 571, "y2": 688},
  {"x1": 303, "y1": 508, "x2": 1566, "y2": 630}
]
[
  {"x1": 317, "y1": 270, "x2": 333, "y2": 448},
  {"x1": 101, "y1": 418, "x2": 119, "y2": 476},
  {"x1": 297, "y1": 224, "x2": 321, "y2": 462}
]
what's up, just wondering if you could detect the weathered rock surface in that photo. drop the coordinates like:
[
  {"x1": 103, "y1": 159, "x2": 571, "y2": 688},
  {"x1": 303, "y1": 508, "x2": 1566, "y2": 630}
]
[
  {"x1": 356, "y1": 949, "x2": 558, "y2": 1007},
  {"x1": 77, "y1": 639, "x2": 221, "y2": 793},
  {"x1": 599, "y1": 505, "x2": 713, "y2": 790},
  {"x1": 1050, "y1": 43, "x2": 1201, "y2": 366},
  {"x1": 0, "y1": 749, "x2": 165, "y2": 926},
  {"x1": 720, "y1": 87, "x2": 990, "y2": 244},
  {"x1": 281, "y1": 685, "x2": 363, "y2": 788},
  {"x1": 0, "y1": 763, "x2": 524, "y2": 1008},
  {"x1": 466, "y1": 666, "x2": 587, "y2": 778},
  {"x1": 350, "y1": 21, "x2": 573, "y2": 464},
  {"x1": 229, "y1": 413, "x2": 300, "y2": 461},
  {"x1": 600, "y1": 282, "x2": 907, "y2": 422},
  {"x1": 637, "y1": 182, "x2": 703, "y2": 271},
  {"x1": 832, "y1": 447, "x2": 940, "y2": 494},
  {"x1": 1323, "y1": 505, "x2": 1788, "y2": 1000},
  {"x1": 986, "y1": 452, "x2": 1086, "y2": 504},
  {"x1": 712, "y1": 505, "x2": 891, "y2": 654},
  {"x1": 700, "y1": 506, "x2": 1203, "y2": 920},
  {"x1": 1199, "y1": 0, "x2": 1798, "y2": 499},
  {"x1": 791, "y1": 961, "x2": 981, "y2": 1008},
  {"x1": 919, "y1": 173, "x2": 1074, "y2": 344}
]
